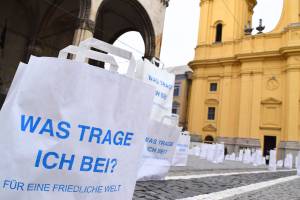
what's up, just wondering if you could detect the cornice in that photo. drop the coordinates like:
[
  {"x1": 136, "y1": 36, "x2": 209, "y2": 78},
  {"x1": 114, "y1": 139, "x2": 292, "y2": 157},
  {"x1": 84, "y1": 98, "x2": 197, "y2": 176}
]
[
  {"x1": 279, "y1": 46, "x2": 300, "y2": 57},
  {"x1": 189, "y1": 49, "x2": 291, "y2": 69},
  {"x1": 236, "y1": 51, "x2": 282, "y2": 61},
  {"x1": 189, "y1": 57, "x2": 239, "y2": 69}
]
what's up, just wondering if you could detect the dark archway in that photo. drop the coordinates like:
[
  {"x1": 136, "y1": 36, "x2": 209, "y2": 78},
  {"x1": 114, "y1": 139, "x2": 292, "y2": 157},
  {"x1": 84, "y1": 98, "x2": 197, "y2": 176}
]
[
  {"x1": 94, "y1": 0, "x2": 156, "y2": 59},
  {"x1": 204, "y1": 135, "x2": 214, "y2": 144},
  {"x1": 0, "y1": 0, "x2": 90, "y2": 103}
]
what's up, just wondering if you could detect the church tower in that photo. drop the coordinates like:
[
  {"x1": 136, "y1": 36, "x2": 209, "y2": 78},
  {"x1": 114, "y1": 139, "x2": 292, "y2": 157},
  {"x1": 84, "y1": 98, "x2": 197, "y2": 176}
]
[
  {"x1": 197, "y1": 0, "x2": 256, "y2": 45},
  {"x1": 188, "y1": 0, "x2": 300, "y2": 160}
]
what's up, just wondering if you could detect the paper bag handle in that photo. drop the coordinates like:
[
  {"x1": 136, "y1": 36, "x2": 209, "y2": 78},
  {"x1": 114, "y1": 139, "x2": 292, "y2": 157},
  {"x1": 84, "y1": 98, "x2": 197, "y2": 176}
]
[
  {"x1": 161, "y1": 114, "x2": 179, "y2": 126},
  {"x1": 79, "y1": 38, "x2": 136, "y2": 78},
  {"x1": 58, "y1": 45, "x2": 119, "y2": 72},
  {"x1": 151, "y1": 57, "x2": 164, "y2": 69}
]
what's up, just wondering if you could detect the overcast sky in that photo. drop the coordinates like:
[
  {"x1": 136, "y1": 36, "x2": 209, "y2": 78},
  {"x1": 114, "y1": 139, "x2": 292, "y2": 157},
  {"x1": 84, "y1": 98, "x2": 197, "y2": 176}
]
[{"x1": 114, "y1": 0, "x2": 284, "y2": 70}]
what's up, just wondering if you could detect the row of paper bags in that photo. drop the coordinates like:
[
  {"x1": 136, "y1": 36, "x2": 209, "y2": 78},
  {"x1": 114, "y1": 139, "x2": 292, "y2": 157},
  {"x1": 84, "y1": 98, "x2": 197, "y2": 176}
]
[{"x1": 0, "y1": 38, "x2": 190, "y2": 200}]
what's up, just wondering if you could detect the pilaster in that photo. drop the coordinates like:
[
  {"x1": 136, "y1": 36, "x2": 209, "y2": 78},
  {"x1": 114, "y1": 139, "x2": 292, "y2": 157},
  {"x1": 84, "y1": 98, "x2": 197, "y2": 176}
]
[
  {"x1": 238, "y1": 72, "x2": 253, "y2": 138},
  {"x1": 219, "y1": 65, "x2": 233, "y2": 137},
  {"x1": 284, "y1": 56, "x2": 300, "y2": 141}
]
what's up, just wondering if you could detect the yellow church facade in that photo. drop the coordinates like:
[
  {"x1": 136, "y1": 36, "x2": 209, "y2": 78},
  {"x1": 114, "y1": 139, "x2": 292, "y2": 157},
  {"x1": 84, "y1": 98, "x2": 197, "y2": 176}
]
[{"x1": 188, "y1": 0, "x2": 300, "y2": 158}]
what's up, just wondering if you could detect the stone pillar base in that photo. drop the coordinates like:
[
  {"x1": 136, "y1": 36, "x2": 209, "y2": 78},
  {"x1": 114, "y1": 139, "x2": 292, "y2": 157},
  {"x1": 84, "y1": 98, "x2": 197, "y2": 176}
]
[
  {"x1": 278, "y1": 141, "x2": 300, "y2": 162},
  {"x1": 190, "y1": 134, "x2": 202, "y2": 143},
  {"x1": 216, "y1": 137, "x2": 261, "y2": 155}
]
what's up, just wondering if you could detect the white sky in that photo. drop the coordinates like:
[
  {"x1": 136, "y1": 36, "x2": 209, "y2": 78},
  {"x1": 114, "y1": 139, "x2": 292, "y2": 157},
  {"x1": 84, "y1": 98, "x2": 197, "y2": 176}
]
[{"x1": 114, "y1": 0, "x2": 284, "y2": 71}]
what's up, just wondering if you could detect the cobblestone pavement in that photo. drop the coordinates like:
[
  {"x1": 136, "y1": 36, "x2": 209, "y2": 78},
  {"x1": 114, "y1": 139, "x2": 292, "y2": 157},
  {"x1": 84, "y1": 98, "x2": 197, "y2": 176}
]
[
  {"x1": 223, "y1": 178, "x2": 300, "y2": 200},
  {"x1": 133, "y1": 156, "x2": 297, "y2": 200},
  {"x1": 133, "y1": 171, "x2": 296, "y2": 200}
]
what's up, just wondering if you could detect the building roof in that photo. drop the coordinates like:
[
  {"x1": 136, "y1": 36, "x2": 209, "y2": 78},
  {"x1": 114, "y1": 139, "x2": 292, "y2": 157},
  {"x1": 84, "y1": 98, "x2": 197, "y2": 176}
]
[{"x1": 165, "y1": 65, "x2": 193, "y2": 75}]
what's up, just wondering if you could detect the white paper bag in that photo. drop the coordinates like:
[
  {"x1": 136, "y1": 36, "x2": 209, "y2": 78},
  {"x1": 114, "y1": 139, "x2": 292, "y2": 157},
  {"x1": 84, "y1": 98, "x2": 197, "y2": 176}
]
[
  {"x1": 261, "y1": 157, "x2": 266, "y2": 165},
  {"x1": 137, "y1": 120, "x2": 180, "y2": 181},
  {"x1": 284, "y1": 153, "x2": 293, "y2": 169},
  {"x1": 0, "y1": 55, "x2": 155, "y2": 200},
  {"x1": 213, "y1": 143, "x2": 225, "y2": 164},
  {"x1": 193, "y1": 146, "x2": 201, "y2": 156},
  {"x1": 243, "y1": 149, "x2": 251, "y2": 164},
  {"x1": 207, "y1": 144, "x2": 216, "y2": 162},
  {"x1": 200, "y1": 143, "x2": 208, "y2": 159},
  {"x1": 172, "y1": 132, "x2": 190, "y2": 166},
  {"x1": 238, "y1": 149, "x2": 244, "y2": 162},
  {"x1": 229, "y1": 153, "x2": 236, "y2": 161},
  {"x1": 135, "y1": 59, "x2": 175, "y2": 122},
  {"x1": 277, "y1": 160, "x2": 283, "y2": 168},
  {"x1": 253, "y1": 150, "x2": 263, "y2": 166},
  {"x1": 297, "y1": 152, "x2": 300, "y2": 176},
  {"x1": 268, "y1": 150, "x2": 277, "y2": 171}
]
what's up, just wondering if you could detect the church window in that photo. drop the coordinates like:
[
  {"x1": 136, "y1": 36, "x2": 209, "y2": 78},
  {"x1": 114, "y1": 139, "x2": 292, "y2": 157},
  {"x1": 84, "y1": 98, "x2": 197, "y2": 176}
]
[
  {"x1": 210, "y1": 83, "x2": 218, "y2": 92},
  {"x1": 208, "y1": 107, "x2": 216, "y2": 120},
  {"x1": 215, "y1": 23, "x2": 223, "y2": 42},
  {"x1": 174, "y1": 84, "x2": 180, "y2": 96}
]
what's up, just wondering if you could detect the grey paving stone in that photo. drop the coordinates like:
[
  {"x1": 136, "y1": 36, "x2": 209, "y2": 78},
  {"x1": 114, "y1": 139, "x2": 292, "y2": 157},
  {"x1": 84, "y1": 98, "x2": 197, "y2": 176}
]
[
  {"x1": 133, "y1": 171, "x2": 296, "y2": 199},
  {"x1": 224, "y1": 178, "x2": 300, "y2": 200},
  {"x1": 133, "y1": 155, "x2": 297, "y2": 199}
]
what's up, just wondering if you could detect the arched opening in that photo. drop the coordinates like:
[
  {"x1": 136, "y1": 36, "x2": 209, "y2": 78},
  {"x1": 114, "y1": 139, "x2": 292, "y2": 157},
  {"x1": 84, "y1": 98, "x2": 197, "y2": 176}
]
[
  {"x1": 215, "y1": 23, "x2": 223, "y2": 42},
  {"x1": 109, "y1": 31, "x2": 145, "y2": 74},
  {"x1": 204, "y1": 135, "x2": 214, "y2": 144},
  {"x1": 0, "y1": 0, "x2": 88, "y2": 104},
  {"x1": 94, "y1": 0, "x2": 155, "y2": 60},
  {"x1": 252, "y1": 0, "x2": 283, "y2": 33}
]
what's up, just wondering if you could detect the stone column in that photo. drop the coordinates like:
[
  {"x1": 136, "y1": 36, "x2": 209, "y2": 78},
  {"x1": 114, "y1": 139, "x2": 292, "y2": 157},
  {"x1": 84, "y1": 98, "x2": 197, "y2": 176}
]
[{"x1": 73, "y1": 0, "x2": 101, "y2": 45}]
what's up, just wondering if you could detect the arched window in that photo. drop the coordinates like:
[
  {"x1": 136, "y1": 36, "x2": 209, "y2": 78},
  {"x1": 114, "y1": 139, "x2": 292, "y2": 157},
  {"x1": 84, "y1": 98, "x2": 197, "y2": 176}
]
[{"x1": 215, "y1": 23, "x2": 223, "y2": 42}]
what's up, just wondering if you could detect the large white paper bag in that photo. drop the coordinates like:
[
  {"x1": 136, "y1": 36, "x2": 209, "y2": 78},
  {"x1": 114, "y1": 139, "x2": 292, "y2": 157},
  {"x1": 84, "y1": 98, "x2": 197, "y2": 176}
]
[
  {"x1": 238, "y1": 149, "x2": 244, "y2": 162},
  {"x1": 172, "y1": 133, "x2": 190, "y2": 166},
  {"x1": 243, "y1": 149, "x2": 251, "y2": 164},
  {"x1": 137, "y1": 120, "x2": 180, "y2": 181},
  {"x1": 0, "y1": 56, "x2": 155, "y2": 200},
  {"x1": 297, "y1": 152, "x2": 300, "y2": 176},
  {"x1": 135, "y1": 60, "x2": 175, "y2": 121},
  {"x1": 200, "y1": 143, "x2": 208, "y2": 159},
  {"x1": 277, "y1": 160, "x2": 283, "y2": 168},
  {"x1": 253, "y1": 149, "x2": 263, "y2": 166},
  {"x1": 213, "y1": 143, "x2": 224, "y2": 164},
  {"x1": 284, "y1": 153, "x2": 293, "y2": 169},
  {"x1": 192, "y1": 146, "x2": 201, "y2": 156},
  {"x1": 268, "y1": 150, "x2": 277, "y2": 171},
  {"x1": 207, "y1": 144, "x2": 216, "y2": 162}
]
